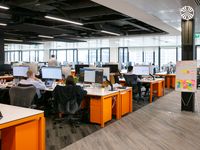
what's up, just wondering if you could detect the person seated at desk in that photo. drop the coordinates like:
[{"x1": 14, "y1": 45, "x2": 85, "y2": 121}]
[
  {"x1": 19, "y1": 70, "x2": 46, "y2": 99},
  {"x1": 53, "y1": 75, "x2": 87, "y2": 119},
  {"x1": 126, "y1": 66, "x2": 149, "y2": 98}
]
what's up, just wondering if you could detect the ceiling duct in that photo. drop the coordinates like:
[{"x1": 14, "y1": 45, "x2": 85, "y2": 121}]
[{"x1": 194, "y1": 0, "x2": 200, "y2": 6}]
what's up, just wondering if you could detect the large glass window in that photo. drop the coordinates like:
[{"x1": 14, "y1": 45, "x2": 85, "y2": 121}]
[
  {"x1": 57, "y1": 50, "x2": 66, "y2": 65},
  {"x1": 118, "y1": 47, "x2": 129, "y2": 63},
  {"x1": 129, "y1": 48, "x2": 143, "y2": 65},
  {"x1": 143, "y1": 48, "x2": 154, "y2": 65},
  {"x1": 38, "y1": 51, "x2": 44, "y2": 62},
  {"x1": 89, "y1": 49, "x2": 97, "y2": 65},
  {"x1": 30, "y1": 51, "x2": 36, "y2": 62},
  {"x1": 22, "y1": 51, "x2": 30, "y2": 62},
  {"x1": 160, "y1": 47, "x2": 176, "y2": 67},
  {"x1": 101, "y1": 48, "x2": 110, "y2": 63},
  {"x1": 78, "y1": 50, "x2": 88, "y2": 64}
]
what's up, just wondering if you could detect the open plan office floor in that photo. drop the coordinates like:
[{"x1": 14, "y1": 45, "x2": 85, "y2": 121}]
[
  {"x1": 60, "y1": 90, "x2": 200, "y2": 150},
  {"x1": 46, "y1": 89, "x2": 173, "y2": 150}
]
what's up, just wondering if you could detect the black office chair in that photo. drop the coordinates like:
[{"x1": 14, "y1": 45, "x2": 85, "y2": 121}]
[
  {"x1": 123, "y1": 74, "x2": 143, "y2": 102},
  {"x1": 9, "y1": 86, "x2": 37, "y2": 108},
  {"x1": 53, "y1": 85, "x2": 87, "y2": 133}
]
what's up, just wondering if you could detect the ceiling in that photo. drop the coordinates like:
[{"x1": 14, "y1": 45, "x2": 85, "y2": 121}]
[
  {"x1": 0, "y1": 0, "x2": 168, "y2": 43},
  {"x1": 92, "y1": 0, "x2": 200, "y2": 35}
]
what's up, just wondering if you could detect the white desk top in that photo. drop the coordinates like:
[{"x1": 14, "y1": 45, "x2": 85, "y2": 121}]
[
  {"x1": 0, "y1": 104, "x2": 43, "y2": 125},
  {"x1": 84, "y1": 87, "x2": 119, "y2": 96},
  {"x1": 119, "y1": 77, "x2": 164, "y2": 83}
]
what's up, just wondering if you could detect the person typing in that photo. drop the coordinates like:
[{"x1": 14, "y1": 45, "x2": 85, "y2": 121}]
[{"x1": 19, "y1": 70, "x2": 46, "y2": 99}]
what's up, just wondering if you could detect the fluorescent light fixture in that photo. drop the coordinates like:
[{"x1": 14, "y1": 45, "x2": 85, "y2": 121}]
[
  {"x1": 0, "y1": 5, "x2": 9, "y2": 10},
  {"x1": 38, "y1": 35, "x2": 54, "y2": 39},
  {"x1": 4, "y1": 39, "x2": 23, "y2": 42},
  {"x1": 101, "y1": 30, "x2": 120, "y2": 36},
  {"x1": 45, "y1": 15, "x2": 83, "y2": 26},
  {"x1": 0, "y1": 23, "x2": 7, "y2": 26}
]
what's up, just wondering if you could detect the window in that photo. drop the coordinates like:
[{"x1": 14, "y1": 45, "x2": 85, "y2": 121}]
[
  {"x1": 143, "y1": 48, "x2": 154, "y2": 65},
  {"x1": 22, "y1": 51, "x2": 30, "y2": 62},
  {"x1": 118, "y1": 47, "x2": 129, "y2": 63},
  {"x1": 38, "y1": 51, "x2": 44, "y2": 62},
  {"x1": 89, "y1": 49, "x2": 97, "y2": 65},
  {"x1": 30, "y1": 51, "x2": 36, "y2": 62},
  {"x1": 196, "y1": 46, "x2": 200, "y2": 60},
  {"x1": 101, "y1": 48, "x2": 110, "y2": 63},
  {"x1": 78, "y1": 50, "x2": 88, "y2": 64},
  {"x1": 160, "y1": 47, "x2": 176, "y2": 67},
  {"x1": 57, "y1": 50, "x2": 66, "y2": 65},
  {"x1": 129, "y1": 48, "x2": 143, "y2": 65}
]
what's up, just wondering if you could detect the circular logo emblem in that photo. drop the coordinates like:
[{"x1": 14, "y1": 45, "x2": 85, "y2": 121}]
[{"x1": 180, "y1": 6, "x2": 194, "y2": 20}]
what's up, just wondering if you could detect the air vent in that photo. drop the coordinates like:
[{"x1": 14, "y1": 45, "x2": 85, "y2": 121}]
[{"x1": 194, "y1": 0, "x2": 200, "y2": 6}]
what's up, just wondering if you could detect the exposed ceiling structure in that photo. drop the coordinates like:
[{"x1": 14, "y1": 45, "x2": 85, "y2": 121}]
[
  {"x1": 92, "y1": 0, "x2": 200, "y2": 35},
  {"x1": 0, "y1": 0, "x2": 168, "y2": 44}
]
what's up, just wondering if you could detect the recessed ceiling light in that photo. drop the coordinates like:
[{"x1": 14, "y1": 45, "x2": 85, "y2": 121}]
[
  {"x1": 4, "y1": 39, "x2": 23, "y2": 42},
  {"x1": 100, "y1": 30, "x2": 120, "y2": 36},
  {"x1": 38, "y1": 35, "x2": 54, "y2": 39},
  {"x1": 0, "y1": 5, "x2": 9, "y2": 10},
  {"x1": 0, "y1": 23, "x2": 7, "y2": 26},
  {"x1": 45, "y1": 15, "x2": 83, "y2": 26}
]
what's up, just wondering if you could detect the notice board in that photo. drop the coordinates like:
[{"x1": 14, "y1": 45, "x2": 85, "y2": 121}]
[{"x1": 176, "y1": 60, "x2": 197, "y2": 92}]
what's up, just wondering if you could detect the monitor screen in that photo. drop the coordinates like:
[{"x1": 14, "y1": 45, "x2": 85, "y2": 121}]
[
  {"x1": 75, "y1": 64, "x2": 89, "y2": 75},
  {"x1": 13, "y1": 66, "x2": 29, "y2": 77},
  {"x1": 41, "y1": 67, "x2": 62, "y2": 80},
  {"x1": 133, "y1": 66, "x2": 150, "y2": 75},
  {"x1": 84, "y1": 69, "x2": 103, "y2": 83},
  {"x1": 95, "y1": 70, "x2": 103, "y2": 84},
  {"x1": 102, "y1": 64, "x2": 118, "y2": 73},
  {"x1": 84, "y1": 69, "x2": 96, "y2": 83},
  {"x1": 0, "y1": 64, "x2": 12, "y2": 75}
]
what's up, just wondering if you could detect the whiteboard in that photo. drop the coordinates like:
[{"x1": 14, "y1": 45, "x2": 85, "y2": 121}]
[{"x1": 175, "y1": 60, "x2": 197, "y2": 92}]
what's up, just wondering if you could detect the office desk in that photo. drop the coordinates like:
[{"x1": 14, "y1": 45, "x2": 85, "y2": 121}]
[
  {"x1": 0, "y1": 75, "x2": 13, "y2": 82},
  {"x1": 155, "y1": 73, "x2": 175, "y2": 89},
  {"x1": 45, "y1": 85, "x2": 133, "y2": 127},
  {"x1": 0, "y1": 104, "x2": 45, "y2": 150},
  {"x1": 141, "y1": 78, "x2": 165, "y2": 103},
  {"x1": 119, "y1": 78, "x2": 165, "y2": 103},
  {"x1": 85, "y1": 88, "x2": 119, "y2": 127}
]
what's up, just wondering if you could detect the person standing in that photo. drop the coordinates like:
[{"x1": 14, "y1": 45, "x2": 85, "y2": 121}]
[{"x1": 48, "y1": 54, "x2": 58, "y2": 67}]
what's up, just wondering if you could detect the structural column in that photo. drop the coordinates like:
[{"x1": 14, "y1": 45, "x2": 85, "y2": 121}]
[
  {"x1": 0, "y1": 31, "x2": 4, "y2": 64},
  {"x1": 181, "y1": 19, "x2": 195, "y2": 111}
]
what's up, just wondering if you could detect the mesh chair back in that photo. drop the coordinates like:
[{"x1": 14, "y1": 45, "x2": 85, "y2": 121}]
[
  {"x1": 53, "y1": 85, "x2": 80, "y2": 114},
  {"x1": 123, "y1": 74, "x2": 138, "y2": 86},
  {"x1": 9, "y1": 86, "x2": 36, "y2": 108}
]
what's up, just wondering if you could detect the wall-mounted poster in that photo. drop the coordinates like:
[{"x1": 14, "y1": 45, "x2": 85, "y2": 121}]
[{"x1": 176, "y1": 60, "x2": 197, "y2": 92}]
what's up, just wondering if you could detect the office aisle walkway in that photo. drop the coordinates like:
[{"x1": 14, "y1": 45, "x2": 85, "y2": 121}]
[{"x1": 62, "y1": 91, "x2": 200, "y2": 150}]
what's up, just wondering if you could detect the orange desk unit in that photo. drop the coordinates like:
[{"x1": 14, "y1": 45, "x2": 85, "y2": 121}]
[
  {"x1": 0, "y1": 104, "x2": 45, "y2": 150},
  {"x1": 118, "y1": 87, "x2": 132, "y2": 117},
  {"x1": 155, "y1": 73, "x2": 176, "y2": 89},
  {"x1": 119, "y1": 78, "x2": 165, "y2": 103},
  {"x1": 141, "y1": 78, "x2": 165, "y2": 103},
  {"x1": 86, "y1": 88, "x2": 119, "y2": 127}
]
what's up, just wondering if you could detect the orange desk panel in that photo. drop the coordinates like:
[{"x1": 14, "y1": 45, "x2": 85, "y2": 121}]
[{"x1": 0, "y1": 114, "x2": 45, "y2": 150}]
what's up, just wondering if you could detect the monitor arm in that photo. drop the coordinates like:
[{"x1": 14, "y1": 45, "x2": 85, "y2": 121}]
[
  {"x1": 103, "y1": 76, "x2": 114, "y2": 91},
  {"x1": 149, "y1": 74, "x2": 155, "y2": 80}
]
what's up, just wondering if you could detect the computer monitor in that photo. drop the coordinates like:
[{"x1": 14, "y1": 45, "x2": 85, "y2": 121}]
[
  {"x1": 41, "y1": 67, "x2": 62, "y2": 80},
  {"x1": 75, "y1": 64, "x2": 89, "y2": 75},
  {"x1": 0, "y1": 64, "x2": 12, "y2": 75},
  {"x1": 13, "y1": 66, "x2": 29, "y2": 77},
  {"x1": 84, "y1": 69, "x2": 103, "y2": 84},
  {"x1": 102, "y1": 64, "x2": 119, "y2": 73},
  {"x1": 133, "y1": 66, "x2": 150, "y2": 76}
]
